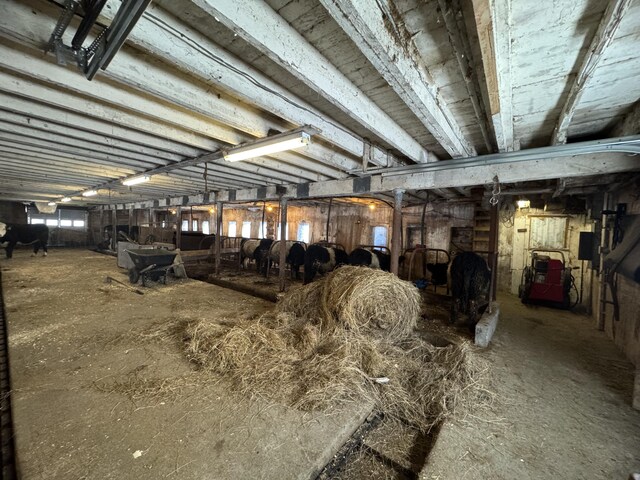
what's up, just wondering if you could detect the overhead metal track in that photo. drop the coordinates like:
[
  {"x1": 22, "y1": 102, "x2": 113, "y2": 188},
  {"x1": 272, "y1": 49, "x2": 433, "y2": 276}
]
[
  {"x1": 45, "y1": 0, "x2": 152, "y2": 80},
  {"x1": 354, "y1": 135, "x2": 640, "y2": 178}
]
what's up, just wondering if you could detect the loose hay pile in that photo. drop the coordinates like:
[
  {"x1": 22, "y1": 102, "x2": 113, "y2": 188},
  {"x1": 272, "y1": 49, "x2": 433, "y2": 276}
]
[{"x1": 183, "y1": 266, "x2": 491, "y2": 432}]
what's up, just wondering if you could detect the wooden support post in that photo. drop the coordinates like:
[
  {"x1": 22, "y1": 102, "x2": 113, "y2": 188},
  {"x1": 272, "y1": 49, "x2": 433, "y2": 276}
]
[
  {"x1": 391, "y1": 189, "x2": 404, "y2": 275},
  {"x1": 175, "y1": 206, "x2": 182, "y2": 250},
  {"x1": 278, "y1": 197, "x2": 288, "y2": 292},
  {"x1": 325, "y1": 197, "x2": 333, "y2": 242},
  {"x1": 128, "y1": 207, "x2": 134, "y2": 240},
  {"x1": 99, "y1": 209, "x2": 106, "y2": 246},
  {"x1": 111, "y1": 208, "x2": 117, "y2": 251},
  {"x1": 214, "y1": 201, "x2": 223, "y2": 275},
  {"x1": 149, "y1": 208, "x2": 156, "y2": 243},
  {"x1": 208, "y1": 207, "x2": 215, "y2": 237},
  {"x1": 488, "y1": 201, "x2": 499, "y2": 302},
  {"x1": 597, "y1": 192, "x2": 610, "y2": 331},
  {"x1": 634, "y1": 366, "x2": 640, "y2": 411}
]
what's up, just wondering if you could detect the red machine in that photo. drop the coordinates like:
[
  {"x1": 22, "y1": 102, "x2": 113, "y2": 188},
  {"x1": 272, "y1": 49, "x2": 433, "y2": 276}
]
[{"x1": 519, "y1": 250, "x2": 578, "y2": 308}]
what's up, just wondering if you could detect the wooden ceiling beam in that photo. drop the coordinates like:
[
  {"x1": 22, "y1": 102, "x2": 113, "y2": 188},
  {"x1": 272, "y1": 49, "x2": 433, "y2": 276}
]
[
  {"x1": 321, "y1": 0, "x2": 475, "y2": 158},
  {"x1": 191, "y1": 0, "x2": 434, "y2": 163},
  {"x1": 470, "y1": 0, "x2": 516, "y2": 152},
  {"x1": 552, "y1": 0, "x2": 633, "y2": 144}
]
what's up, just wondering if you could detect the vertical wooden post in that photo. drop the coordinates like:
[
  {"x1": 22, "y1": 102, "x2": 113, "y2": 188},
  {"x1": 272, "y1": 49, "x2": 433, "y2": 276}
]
[
  {"x1": 128, "y1": 207, "x2": 134, "y2": 241},
  {"x1": 597, "y1": 192, "x2": 609, "y2": 331},
  {"x1": 325, "y1": 197, "x2": 333, "y2": 241},
  {"x1": 488, "y1": 201, "x2": 499, "y2": 302},
  {"x1": 149, "y1": 208, "x2": 156, "y2": 244},
  {"x1": 100, "y1": 208, "x2": 106, "y2": 246},
  {"x1": 110, "y1": 208, "x2": 117, "y2": 251},
  {"x1": 214, "y1": 201, "x2": 223, "y2": 275},
  {"x1": 175, "y1": 206, "x2": 182, "y2": 250},
  {"x1": 279, "y1": 197, "x2": 288, "y2": 292},
  {"x1": 390, "y1": 189, "x2": 404, "y2": 275},
  {"x1": 208, "y1": 207, "x2": 215, "y2": 237}
]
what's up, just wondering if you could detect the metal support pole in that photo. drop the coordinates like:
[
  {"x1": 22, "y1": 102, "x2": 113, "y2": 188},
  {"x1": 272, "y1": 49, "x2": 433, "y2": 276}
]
[
  {"x1": 279, "y1": 197, "x2": 288, "y2": 292},
  {"x1": 214, "y1": 201, "x2": 223, "y2": 275},
  {"x1": 488, "y1": 201, "x2": 499, "y2": 302},
  {"x1": 261, "y1": 201, "x2": 266, "y2": 238},
  {"x1": 99, "y1": 208, "x2": 106, "y2": 246},
  {"x1": 110, "y1": 208, "x2": 117, "y2": 251},
  {"x1": 390, "y1": 189, "x2": 404, "y2": 275},
  {"x1": 175, "y1": 206, "x2": 182, "y2": 250}
]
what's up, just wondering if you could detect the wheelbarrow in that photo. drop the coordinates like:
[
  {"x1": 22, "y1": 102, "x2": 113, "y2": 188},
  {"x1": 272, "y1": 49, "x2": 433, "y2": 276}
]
[{"x1": 126, "y1": 248, "x2": 178, "y2": 287}]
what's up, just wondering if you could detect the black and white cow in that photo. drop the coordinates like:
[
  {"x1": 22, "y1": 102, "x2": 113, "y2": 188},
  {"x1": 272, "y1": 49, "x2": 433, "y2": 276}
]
[
  {"x1": 254, "y1": 238, "x2": 274, "y2": 274},
  {"x1": 303, "y1": 244, "x2": 349, "y2": 284},
  {"x1": 448, "y1": 252, "x2": 491, "y2": 331},
  {"x1": 240, "y1": 238, "x2": 262, "y2": 270},
  {"x1": 0, "y1": 223, "x2": 49, "y2": 259},
  {"x1": 348, "y1": 248, "x2": 391, "y2": 271},
  {"x1": 266, "y1": 240, "x2": 306, "y2": 279}
]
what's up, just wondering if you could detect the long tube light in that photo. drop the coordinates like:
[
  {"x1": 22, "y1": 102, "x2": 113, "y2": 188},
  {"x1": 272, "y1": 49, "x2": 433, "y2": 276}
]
[
  {"x1": 60, "y1": 197, "x2": 72, "y2": 203},
  {"x1": 122, "y1": 174, "x2": 150, "y2": 186},
  {"x1": 82, "y1": 190, "x2": 98, "y2": 197},
  {"x1": 223, "y1": 131, "x2": 312, "y2": 162}
]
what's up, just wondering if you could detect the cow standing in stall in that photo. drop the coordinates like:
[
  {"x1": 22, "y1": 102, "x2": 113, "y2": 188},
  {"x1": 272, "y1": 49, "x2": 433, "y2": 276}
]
[
  {"x1": 448, "y1": 251, "x2": 491, "y2": 331},
  {"x1": 239, "y1": 238, "x2": 262, "y2": 270},
  {"x1": 0, "y1": 223, "x2": 49, "y2": 259},
  {"x1": 348, "y1": 247, "x2": 391, "y2": 271},
  {"x1": 266, "y1": 241, "x2": 306, "y2": 279},
  {"x1": 303, "y1": 244, "x2": 349, "y2": 284}
]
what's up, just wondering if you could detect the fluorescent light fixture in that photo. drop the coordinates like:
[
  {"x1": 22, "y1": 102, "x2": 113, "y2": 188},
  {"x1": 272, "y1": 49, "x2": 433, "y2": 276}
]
[
  {"x1": 223, "y1": 131, "x2": 311, "y2": 162},
  {"x1": 61, "y1": 197, "x2": 72, "y2": 203},
  {"x1": 47, "y1": 201, "x2": 57, "y2": 206},
  {"x1": 122, "y1": 174, "x2": 150, "y2": 186},
  {"x1": 82, "y1": 190, "x2": 98, "y2": 197},
  {"x1": 517, "y1": 199, "x2": 530, "y2": 209}
]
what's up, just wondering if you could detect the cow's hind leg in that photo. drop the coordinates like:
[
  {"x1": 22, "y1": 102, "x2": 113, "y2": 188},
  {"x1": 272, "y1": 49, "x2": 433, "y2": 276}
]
[
  {"x1": 6, "y1": 242, "x2": 15, "y2": 259},
  {"x1": 468, "y1": 300, "x2": 478, "y2": 333},
  {"x1": 449, "y1": 298, "x2": 459, "y2": 325},
  {"x1": 33, "y1": 241, "x2": 40, "y2": 256},
  {"x1": 43, "y1": 242, "x2": 48, "y2": 256}
]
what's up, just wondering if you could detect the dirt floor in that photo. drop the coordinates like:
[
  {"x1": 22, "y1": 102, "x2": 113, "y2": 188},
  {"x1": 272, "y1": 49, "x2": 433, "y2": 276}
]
[
  {"x1": 3, "y1": 247, "x2": 639, "y2": 479},
  {"x1": 1, "y1": 248, "x2": 372, "y2": 480},
  {"x1": 421, "y1": 294, "x2": 640, "y2": 479}
]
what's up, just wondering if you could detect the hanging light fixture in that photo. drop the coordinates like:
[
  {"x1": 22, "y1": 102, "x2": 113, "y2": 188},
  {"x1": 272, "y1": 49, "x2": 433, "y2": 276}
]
[
  {"x1": 60, "y1": 197, "x2": 72, "y2": 203},
  {"x1": 82, "y1": 190, "x2": 98, "y2": 197},
  {"x1": 222, "y1": 128, "x2": 317, "y2": 162}
]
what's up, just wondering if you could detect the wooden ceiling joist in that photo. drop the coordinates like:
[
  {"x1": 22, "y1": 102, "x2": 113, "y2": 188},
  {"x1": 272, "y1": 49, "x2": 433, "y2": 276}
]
[
  {"x1": 471, "y1": 0, "x2": 516, "y2": 152},
  {"x1": 552, "y1": 0, "x2": 633, "y2": 145},
  {"x1": 191, "y1": 0, "x2": 433, "y2": 164},
  {"x1": 321, "y1": 0, "x2": 476, "y2": 158}
]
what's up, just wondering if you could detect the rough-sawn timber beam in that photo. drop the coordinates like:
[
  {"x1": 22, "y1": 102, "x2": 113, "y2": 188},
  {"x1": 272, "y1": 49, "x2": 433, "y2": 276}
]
[
  {"x1": 321, "y1": 0, "x2": 475, "y2": 158},
  {"x1": 101, "y1": 140, "x2": 640, "y2": 209},
  {"x1": 190, "y1": 0, "x2": 433, "y2": 163},
  {"x1": 552, "y1": 0, "x2": 633, "y2": 144},
  {"x1": 471, "y1": 0, "x2": 516, "y2": 152},
  {"x1": 97, "y1": 1, "x2": 396, "y2": 169}
]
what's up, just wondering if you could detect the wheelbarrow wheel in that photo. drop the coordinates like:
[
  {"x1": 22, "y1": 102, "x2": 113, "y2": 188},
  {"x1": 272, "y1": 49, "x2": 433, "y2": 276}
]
[{"x1": 128, "y1": 269, "x2": 140, "y2": 284}]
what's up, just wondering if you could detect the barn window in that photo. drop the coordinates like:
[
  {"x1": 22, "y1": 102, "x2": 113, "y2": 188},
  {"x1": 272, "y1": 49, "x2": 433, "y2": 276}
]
[
  {"x1": 530, "y1": 216, "x2": 567, "y2": 249},
  {"x1": 46, "y1": 219, "x2": 58, "y2": 227},
  {"x1": 276, "y1": 223, "x2": 289, "y2": 240},
  {"x1": 73, "y1": 220, "x2": 85, "y2": 228},
  {"x1": 260, "y1": 221, "x2": 267, "y2": 238},
  {"x1": 242, "y1": 221, "x2": 251, "y2": 238},
  {"x1": 192, "y1": 219, "x2": 198, "y2": 231},
  {"x1": 372, "y1": 225, "x2": 388, "y2": 247},
  {"x1": 228, "y1": 221, "x2": 237, "y2": 237},
  {"x1": 181, "y1": 220, "x2": 189, "y2": 231},
  {"x1": 202, "y1": 220, "x2": 210, "y2": 235},
  {"x1": 30, "y1": 218, "x2": 45, "y2": 225},
  {"x1": 297, "y1": 222, "x2": 310, "y2": 243},
  {"x1": 60, "y1": 219, "x2": 72, "y2": 227}
]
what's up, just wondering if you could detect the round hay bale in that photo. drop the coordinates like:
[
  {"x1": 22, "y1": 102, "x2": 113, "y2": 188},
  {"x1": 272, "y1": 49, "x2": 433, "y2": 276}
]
[{"x1": 319, "y1": 266, "x2": 420, "y2": 341}]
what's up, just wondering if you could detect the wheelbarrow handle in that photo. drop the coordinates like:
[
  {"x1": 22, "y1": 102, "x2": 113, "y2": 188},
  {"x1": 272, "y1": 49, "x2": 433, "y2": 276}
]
[{"x1": 139, "y1": 263, "x2": 158, "y2": 274}]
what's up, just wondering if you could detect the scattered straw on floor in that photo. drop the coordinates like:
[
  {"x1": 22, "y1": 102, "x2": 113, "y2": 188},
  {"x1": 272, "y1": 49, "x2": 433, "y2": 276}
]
[{"x1": 179, "y1": 266, "x2": 491, "y2": 432}]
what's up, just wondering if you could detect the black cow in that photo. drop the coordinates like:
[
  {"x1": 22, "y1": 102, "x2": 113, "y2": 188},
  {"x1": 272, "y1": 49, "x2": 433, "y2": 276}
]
[
  {"x1": 0, "y1": 223, "x2": 49, "y2": 259},
  {"x1": 254, "y1": 238, "x2": 274, "y2": 274},
  {"x1": 449, "y1": 252, "x2": 491, "y2": 331},
  {"x1": 426, "y1": 262, "x2": 449, "y2": 286},
  {"x1": 303, "y1": 244, "x2": 349, "y2": 284},
  {"x1": 348, "y1": 248, "x2": 392, "y2": 271}
]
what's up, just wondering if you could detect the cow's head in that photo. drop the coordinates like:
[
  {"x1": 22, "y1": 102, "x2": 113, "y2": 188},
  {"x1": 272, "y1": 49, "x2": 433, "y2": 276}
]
[{"x1": 0, "y1": 222, "x2": 6, "y2": 239}]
